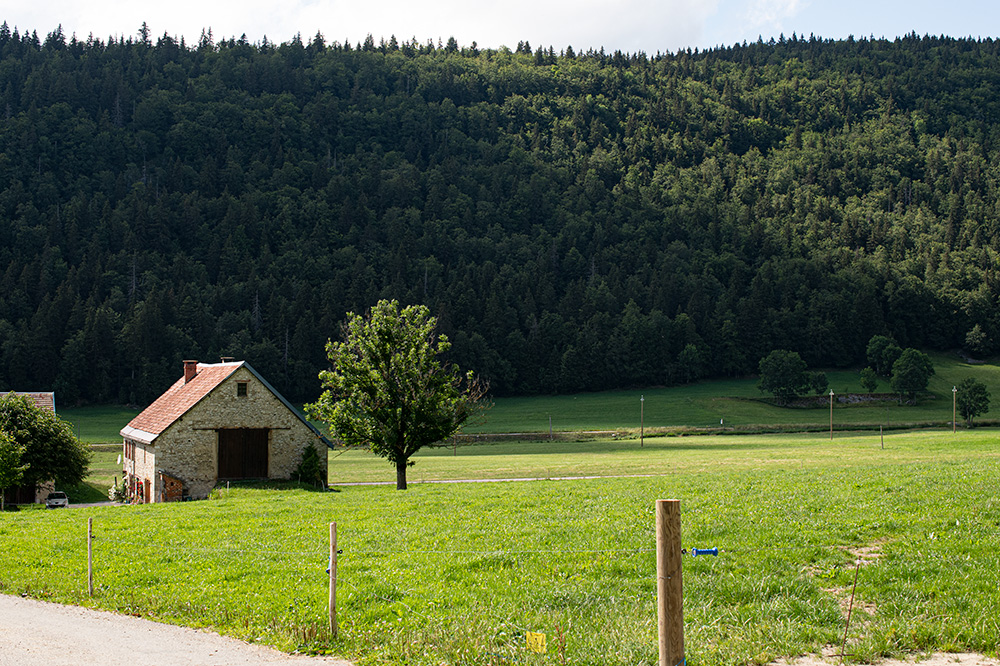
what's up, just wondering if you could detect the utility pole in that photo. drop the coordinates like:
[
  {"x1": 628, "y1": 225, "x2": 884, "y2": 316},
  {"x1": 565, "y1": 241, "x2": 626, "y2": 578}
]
[
  {"x1": 640, "y1": 395, "x2": 645, "y2": 448},
  {"x1": 953, "y1": 386, "x2": 957, "y2": 433},
  {"x1": 829, "y1": 389, "x2": 834, "y2": 440}
]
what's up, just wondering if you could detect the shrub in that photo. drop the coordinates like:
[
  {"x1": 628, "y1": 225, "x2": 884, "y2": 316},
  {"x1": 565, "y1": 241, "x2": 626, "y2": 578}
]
[{"x1": 295, "y1": 445, "x2": 325, "y2": 488}]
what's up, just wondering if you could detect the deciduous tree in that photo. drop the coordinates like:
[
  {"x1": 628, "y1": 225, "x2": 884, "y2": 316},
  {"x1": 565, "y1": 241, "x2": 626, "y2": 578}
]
[
  {"x1": 859, "y1": 367, "x2": 879, "y2": 394},
  {"x1": 758, "y1": 350, "x2": 810, "y2": 402},
  {"x1": 308, "y1": 300, "x2": 488, "y2": 490},
  {"x1": 956, "y1": 377, "x2": 990, "y2": 427},
  {"x1": 809, "y1": 371, "x2": 829, "y2": 395},
  {"x1": 0, "y1": 429, "x2": 28, "y2": 511},
  {"x1": 964, "y1": 325, "x2": 990, "y2": 358},
  {"x1": 0, "y1": 394, "x2": 90, "y2": 494},
  {"x1": 890, "y1": 349, "x2": 934, "y2": 400},
  {"x1": 867, "y1": 336, "x2": 903, "y2": 377}
]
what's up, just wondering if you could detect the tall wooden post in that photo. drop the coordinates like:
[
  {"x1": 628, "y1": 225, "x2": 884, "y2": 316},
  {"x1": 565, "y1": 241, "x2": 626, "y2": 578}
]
[
  {"x1": 656, "y1": 499, "x2": 683, "y2": 666},
  {"x1": 87, "y1": 517, "x2": 94, "y2": 597},
  {"x1": 640, "y1": 395, "x2": 645, "y2": 448},
  {"x1": 953, "y1": 386, "x2": 957, "y2": 433},
  {"x1": 329, "y1": 522, "x2": 337, "y2": 638},
  {"x1": 829, "y1": 389, "x2": 834, "y2": 440}
]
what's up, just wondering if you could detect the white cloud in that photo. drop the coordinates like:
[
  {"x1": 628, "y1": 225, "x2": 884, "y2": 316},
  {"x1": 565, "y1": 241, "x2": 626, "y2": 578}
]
[{"x1": 744, "y1": 0, "x2": 805, "y2": 31}]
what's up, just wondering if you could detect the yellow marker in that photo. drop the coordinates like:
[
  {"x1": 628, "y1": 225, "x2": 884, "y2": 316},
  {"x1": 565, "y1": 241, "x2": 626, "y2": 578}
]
[{"x1": 526, "y1": 631, "x2": 547, "y2": 653}]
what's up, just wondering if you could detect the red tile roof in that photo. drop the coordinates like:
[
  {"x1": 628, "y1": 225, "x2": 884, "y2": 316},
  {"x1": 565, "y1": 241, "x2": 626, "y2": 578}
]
[
  {"x1": 124, "y1": 362, "x2": 242, "y2": 436},
  {"x1": 9, "y1": 392, "x2": 56, "y2": 413}
]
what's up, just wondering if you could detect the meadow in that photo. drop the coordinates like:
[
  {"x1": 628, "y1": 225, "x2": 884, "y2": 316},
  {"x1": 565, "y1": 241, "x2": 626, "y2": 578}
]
[
  {"x1": 471, "y1": 353, "x2": 1000, "y2": 434},
  {"x1": 56, "y1": 353, "x2": 999, "y2": 450},
  {"x1": 3, "y1": 429, "x2": 999, "y2": 666}
]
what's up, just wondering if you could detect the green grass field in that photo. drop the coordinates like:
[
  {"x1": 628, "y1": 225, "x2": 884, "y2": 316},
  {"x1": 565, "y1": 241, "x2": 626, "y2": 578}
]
[
  {"x1": 18, "y1": 354, "x2": 1000, "y2": 664},
  {"x1": 328, "y1": 427, "x2": 987, "y2": 485},
  {"x1": 59, "y1": 405, "x2": 139, "y2": 444},
  {"x1": 3, "y1": 429, "x2": 999, "y2": 666},
  {"x1": 57, "y1": 353, "x2": 999, "y2": 444},
  {"x1": 62, "y1": 447, "x2": 122, "y2": 503},
  {"x1": 471, "y1": 353, "x2": 1000, "y2": 433}
]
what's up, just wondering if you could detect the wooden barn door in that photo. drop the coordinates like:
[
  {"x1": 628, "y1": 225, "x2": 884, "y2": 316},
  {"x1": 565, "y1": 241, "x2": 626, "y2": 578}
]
[{"x1": 218, "y1": 428, "x2": 270, "y2": 479}]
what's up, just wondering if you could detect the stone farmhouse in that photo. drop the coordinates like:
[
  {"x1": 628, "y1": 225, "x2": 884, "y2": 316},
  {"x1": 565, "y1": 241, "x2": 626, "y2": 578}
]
[{"x1": 120, "y1": 360, "x2": 330, "y2": 502}]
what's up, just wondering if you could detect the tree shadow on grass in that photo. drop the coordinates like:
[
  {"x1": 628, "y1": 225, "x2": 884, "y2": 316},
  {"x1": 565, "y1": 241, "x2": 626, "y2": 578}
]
[
  {"x1": 66, "y1": 481, "x2": 109, "y2": 504},
  {"x1": 211, "y1": 480, "x2": 330, "y2": 494}
]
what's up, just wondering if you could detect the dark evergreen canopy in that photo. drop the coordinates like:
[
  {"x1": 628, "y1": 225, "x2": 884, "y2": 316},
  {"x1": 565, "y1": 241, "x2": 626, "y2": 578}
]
[{"x1": 2, "y1": 26, "x2": 999, "y2": 403}]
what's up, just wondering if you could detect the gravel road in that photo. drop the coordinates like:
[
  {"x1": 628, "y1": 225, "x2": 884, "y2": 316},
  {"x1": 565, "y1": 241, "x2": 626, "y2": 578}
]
[{"x1": 0, "y1": 595, "x2": 353, "y2": 666}]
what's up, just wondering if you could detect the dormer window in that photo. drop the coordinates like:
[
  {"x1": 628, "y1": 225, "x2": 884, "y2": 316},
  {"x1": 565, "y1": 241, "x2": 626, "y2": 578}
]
[{"x1": 237, "y1": 381, "x2": 248, "y2": 397}]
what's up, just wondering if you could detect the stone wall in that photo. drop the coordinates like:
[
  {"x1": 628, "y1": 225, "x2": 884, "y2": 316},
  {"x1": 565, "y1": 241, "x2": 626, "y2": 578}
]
[
  {"x1": 123, "y1": 440, "x2": 158, "y2": 502},
  {"x1": 152, "y1": 365, "x2": 327, "y2": 500}
]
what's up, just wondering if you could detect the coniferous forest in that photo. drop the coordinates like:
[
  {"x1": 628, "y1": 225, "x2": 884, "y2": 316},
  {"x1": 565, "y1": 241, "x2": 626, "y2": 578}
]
[{"x1": 2, "y1": 24, "x2": 1000, "y2": 405}]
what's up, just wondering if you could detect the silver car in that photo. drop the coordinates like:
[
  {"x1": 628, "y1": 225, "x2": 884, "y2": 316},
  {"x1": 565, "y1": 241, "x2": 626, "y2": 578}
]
[{"x1": 44, "y1": 491, "x2": 69, "y2": 509}]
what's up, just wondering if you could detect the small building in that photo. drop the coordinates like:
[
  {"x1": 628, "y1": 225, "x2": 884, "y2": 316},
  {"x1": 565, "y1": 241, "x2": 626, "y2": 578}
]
[
  {"x1": 16, "y1": 392, "x2": 56, "y2": 413},
  {"x1": 1, "y1": 392, "x2": 57, "y2": 505},
  {"x1": 120, "y1": 360, "x2": 330, "y2": 502}
]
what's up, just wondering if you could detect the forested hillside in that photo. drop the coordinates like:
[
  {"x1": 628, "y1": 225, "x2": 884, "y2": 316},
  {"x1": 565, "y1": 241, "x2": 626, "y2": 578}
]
[{"x1": 2, "y1": 24, "x2": 1000, "y2": 405}]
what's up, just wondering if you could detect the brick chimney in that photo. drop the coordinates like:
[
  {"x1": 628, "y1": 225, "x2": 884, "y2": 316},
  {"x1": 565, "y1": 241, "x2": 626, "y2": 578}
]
[{"x1": 183, "y1": 360, "x2": 199, "y2": 384}]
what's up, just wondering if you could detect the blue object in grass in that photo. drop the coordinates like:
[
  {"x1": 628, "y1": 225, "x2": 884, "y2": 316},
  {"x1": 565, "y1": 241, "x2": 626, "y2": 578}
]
[
  {"x1": 691, "y1": 547, "x2": 718, "y2": 557},
  {"x1": 326, "y1": 549, "x2": 344, "y2": 573}
]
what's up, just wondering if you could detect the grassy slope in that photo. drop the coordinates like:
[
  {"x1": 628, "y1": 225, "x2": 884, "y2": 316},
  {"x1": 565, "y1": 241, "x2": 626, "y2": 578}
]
[
  {"x1": 64, "y1": 448, "x2": 122, "y2": 503},
  {"x1": 3, "y1": 430, "x2": 999, "y2": 666},
  {"x1": 471, "y1": 353, "x2": 998, "y2": 433},
  {"x1": 59, "y1": 406, "x2": 139, "y2": 444},
  {"x1": 58, "y1": 353, "x2": 997, "y2": 441}
]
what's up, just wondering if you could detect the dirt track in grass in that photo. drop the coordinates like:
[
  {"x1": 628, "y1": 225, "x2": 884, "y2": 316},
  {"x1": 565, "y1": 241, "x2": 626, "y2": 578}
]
[{"x1": 772, "y1": 648, "x2": 1000, "y2": 666}]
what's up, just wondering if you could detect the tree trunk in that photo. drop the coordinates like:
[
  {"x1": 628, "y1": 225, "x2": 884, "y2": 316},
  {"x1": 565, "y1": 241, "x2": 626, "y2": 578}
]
[{"x1": 396, "y1": 461, "x2": 408, "y2": 490}]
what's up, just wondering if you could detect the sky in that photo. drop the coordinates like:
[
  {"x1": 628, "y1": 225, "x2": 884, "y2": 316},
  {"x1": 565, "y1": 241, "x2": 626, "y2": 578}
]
[{"x1": 1, "y1": 0, "x2": 999, "y2": 55}]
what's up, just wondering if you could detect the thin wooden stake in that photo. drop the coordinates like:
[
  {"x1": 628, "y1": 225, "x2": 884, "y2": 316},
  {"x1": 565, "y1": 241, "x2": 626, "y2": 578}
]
[
  {"x1": 880, "y1": 425, "x2": 884, "y2": 450},
  {"x1": 656, "y1": 499, "x2": 683, "y2": 666},
  {"x1": 87, "y1": 517, "x2": 94, "y2": 597},
  {"x1": 839, "y1": 560, "x2": 861, "y2": 663},
  {"x1": 329, "y1": 522, "x2": 337, "y2": 638}
]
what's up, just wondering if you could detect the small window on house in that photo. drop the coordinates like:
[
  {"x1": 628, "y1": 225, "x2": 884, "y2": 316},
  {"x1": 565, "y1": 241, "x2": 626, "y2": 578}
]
[{"x1": 237, "y1": 381, "x2": 248, "y2": 397}]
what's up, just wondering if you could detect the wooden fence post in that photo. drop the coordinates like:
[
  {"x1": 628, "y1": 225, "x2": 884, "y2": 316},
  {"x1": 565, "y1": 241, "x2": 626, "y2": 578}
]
[
  {"x1": 329, "y1": 522, "x2": 337, "y2": 638},
  {"x1": 656, "y1": 499, "x2": 683, "y2": 666},
  {"x1": 87, "y1": 517, "x2": 94, "y2": 597}
]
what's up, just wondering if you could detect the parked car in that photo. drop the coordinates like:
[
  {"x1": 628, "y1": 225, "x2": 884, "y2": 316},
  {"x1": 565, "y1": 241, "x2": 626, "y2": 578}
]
[{"x1": 45, "y1": 491, "x2": 69, "y2": 509}]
